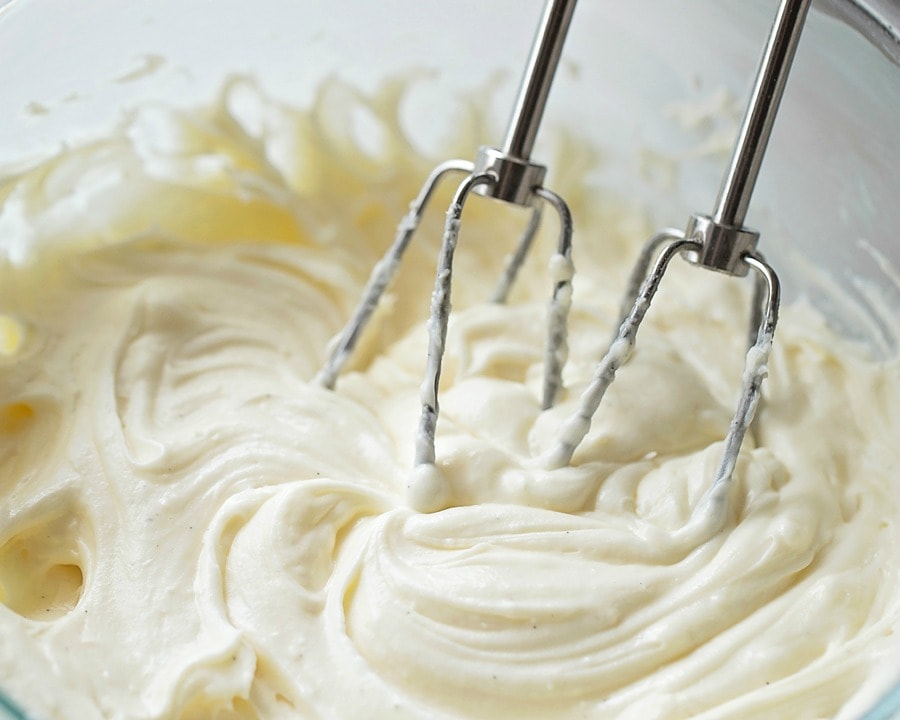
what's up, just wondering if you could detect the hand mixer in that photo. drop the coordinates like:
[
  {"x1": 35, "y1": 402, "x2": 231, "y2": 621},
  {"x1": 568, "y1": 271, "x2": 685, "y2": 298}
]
[{"x1": 318, "y1": 0, "x2": 810, "y2": 517}]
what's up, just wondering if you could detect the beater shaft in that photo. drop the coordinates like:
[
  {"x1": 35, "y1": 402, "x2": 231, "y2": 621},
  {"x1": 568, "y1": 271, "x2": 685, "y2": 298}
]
[
  {"x1": 688, "y1": 0, "x2": 812, "y2": 276},
  {"x1": 473, "y1": 0, "x2": 576, "y2": 206},
  {"x1": 714, "y1": 0, "x2": 811, "y2": 229},
  {"x1": 503, "y1": 0, "x2": 577, "y2": 162}
]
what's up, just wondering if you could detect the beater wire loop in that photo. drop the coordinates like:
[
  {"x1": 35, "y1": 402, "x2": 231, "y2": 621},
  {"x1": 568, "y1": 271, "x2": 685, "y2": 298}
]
[
  {"x1": 717, "y1": 253, "x2": 780, "y2": 465},
  {"x1": 491, "y1": 206, "x2": 543, "y2": 304},
  {"x1": 535, "y1": 187, "x2": 574, "y2": 410},
  {"x1": 414, "y1": 172, "x2": 497, "y2": 467},
  {"x1": 315, "y1": 159, "x2": 473, "y2": 390},
  {"x1": 544, "y1": 233, "x2": 700, "y2": 469}
]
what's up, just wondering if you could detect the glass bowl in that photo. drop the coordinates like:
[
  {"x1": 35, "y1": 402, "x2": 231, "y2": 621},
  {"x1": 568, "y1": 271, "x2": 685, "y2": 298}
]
[{"x1": 0, "y1": 0, "x2": 897, "y2": 717}]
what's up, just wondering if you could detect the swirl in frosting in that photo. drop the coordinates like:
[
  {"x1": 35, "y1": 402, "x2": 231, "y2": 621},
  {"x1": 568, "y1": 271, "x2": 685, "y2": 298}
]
[{"x1": 0, "y1": 78, "x2": 898, "y2": 719}]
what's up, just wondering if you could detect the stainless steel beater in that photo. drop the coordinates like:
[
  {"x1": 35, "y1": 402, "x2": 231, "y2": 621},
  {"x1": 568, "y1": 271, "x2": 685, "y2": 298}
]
[
  {"x1": 544, "y1": 0, "x2": 810, "y2": 528},
  {"x1": 316, "y1": 0, "x2": 579, "y2": 507}
]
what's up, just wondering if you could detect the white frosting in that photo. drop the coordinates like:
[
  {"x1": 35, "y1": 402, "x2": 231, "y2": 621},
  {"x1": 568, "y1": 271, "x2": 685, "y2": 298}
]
[{"x1": 0, "y1": 78, "x2": 898, "y2": 720}]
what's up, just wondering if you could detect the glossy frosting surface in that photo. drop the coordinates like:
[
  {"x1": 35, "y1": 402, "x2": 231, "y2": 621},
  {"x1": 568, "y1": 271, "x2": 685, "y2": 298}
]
[{"x1": 0, "y1": 80, "x2": 898, "y2": 719}]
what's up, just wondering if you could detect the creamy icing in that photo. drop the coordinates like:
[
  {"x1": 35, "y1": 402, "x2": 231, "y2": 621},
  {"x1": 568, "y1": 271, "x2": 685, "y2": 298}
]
[{"x1": 0, "y1": 78, "x2": 898, "y2": 720}]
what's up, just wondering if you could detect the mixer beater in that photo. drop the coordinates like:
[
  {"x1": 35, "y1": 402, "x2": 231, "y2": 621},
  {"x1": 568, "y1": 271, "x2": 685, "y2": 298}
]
[
  {"x1": 545, "y1": 0, "x2": 810, "y2": 530},
  {"x1": 316, "y1": 0, "x2": 578, "y2": 508},
  {"x1": 318, "y1": 0, "x2": 810, "y2": 517}
]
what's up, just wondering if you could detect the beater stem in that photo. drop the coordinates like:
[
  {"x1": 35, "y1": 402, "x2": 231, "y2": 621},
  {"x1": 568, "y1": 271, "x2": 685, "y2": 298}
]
[
  {"x1": 502, "y1": 0, "x2": 578, "y2": 161},
  {"x1": 713, "y1": 0, "x2": 811, "y2": 228},
  {"x1": 544, "y1": 235, "x2": 700, "y2": 469},
  {"x1": 315, "y1": 160, "x2": 472, "y2": 389}
]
